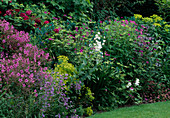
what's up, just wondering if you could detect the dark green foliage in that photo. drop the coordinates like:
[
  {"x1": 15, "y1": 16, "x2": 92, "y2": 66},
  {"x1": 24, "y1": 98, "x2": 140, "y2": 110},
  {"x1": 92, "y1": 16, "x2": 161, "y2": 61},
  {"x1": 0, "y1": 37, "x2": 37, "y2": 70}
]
[
  {"x1": 154, "y1": 0, "x2": 170, "y2": 21},
  {"x1": 90, "y1": 0, "x2": 160, "y2": 21},
  {"x1": 16, "y1": 0, "x2": 93, "y2": 22}
]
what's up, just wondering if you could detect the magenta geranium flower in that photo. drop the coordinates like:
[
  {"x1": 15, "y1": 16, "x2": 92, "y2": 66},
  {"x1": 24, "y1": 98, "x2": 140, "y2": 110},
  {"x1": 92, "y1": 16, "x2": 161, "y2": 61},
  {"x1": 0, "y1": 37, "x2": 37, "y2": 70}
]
[
  {"x1": 48, "y1": 38, "x2": 54, "y2": 41},
  {"x1": 35, "y1": 93, "x2": 38, "y2": 97},
  {"x1": 34, "y1": 89, "x2": 37, "y2": 93},
  {"x1": 2, "y1": 39, "x2": 6, "y2": 43},
  {"x1": 80, "y1": 49, "x2": 83, "y2": 53}
]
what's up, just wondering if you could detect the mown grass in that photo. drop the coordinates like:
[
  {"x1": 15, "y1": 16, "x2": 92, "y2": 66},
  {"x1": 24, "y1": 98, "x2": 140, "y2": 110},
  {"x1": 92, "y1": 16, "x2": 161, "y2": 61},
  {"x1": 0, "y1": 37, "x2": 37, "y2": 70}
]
[{"x1": 89, "y1": 101, "x2": 170, "y2": 118}]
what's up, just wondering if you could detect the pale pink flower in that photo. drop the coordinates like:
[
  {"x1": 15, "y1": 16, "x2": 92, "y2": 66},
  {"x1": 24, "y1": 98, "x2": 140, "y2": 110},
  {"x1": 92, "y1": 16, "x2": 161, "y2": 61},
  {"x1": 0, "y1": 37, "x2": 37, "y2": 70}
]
[
  {"x1": 18, "y1": 78, "x2": 23, "y2": 82},
  {"x1": 2, "y1": 39, "x2": 6, "y2": 43},
  {"x1": 23, "y1": 84, "x2": 26, "y2": 87},
  {"x1": 29, "y1": 73, "x2": 34, "y2": 78},
  {"x1": 25, "y1": 79, "x2": 28, "y2": 82},
  {"x1": 17, "y1": 72, "x2": 20, "y2": 76},
  {"x1": 35, "y1": 93, "x2": 38, "y2": 97}
]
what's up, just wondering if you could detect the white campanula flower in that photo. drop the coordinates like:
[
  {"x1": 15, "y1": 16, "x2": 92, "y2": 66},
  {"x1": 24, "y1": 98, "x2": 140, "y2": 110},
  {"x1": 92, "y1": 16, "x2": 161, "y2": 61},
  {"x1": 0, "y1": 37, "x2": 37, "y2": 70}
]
[
  {"x1": 95, "y1": 40, "x2": 102, "y2": 52},
  {"x1": 94, "y1": 32, "x2": 101, "y2": 40},
  {"x1": 94, "y1": 35, "x2": 100, "y2": 40},
  {"x1": 135, "y1": 78, "x2": 140, "y2": 86},
  {"x1": 93, "y1": 32, "x2": 106, "y2": 54},
  {"x1": 126, "y1": 82, "x2": 132, "y2": 88}
]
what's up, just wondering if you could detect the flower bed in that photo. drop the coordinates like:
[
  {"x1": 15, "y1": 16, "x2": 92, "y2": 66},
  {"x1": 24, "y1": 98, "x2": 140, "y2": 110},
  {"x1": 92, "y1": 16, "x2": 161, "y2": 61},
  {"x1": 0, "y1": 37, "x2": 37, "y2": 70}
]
[{"x1": 0, "y1": 1, "x2": 169, "y2": 118}]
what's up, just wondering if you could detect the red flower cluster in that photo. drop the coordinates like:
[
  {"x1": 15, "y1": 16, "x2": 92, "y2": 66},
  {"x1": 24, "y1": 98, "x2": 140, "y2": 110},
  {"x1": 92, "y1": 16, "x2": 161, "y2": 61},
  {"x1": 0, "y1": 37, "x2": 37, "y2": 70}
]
[
  {"x1": 54, "y1": 29, "x2": 59, "y2": 33},
  {"x1": 19, "y1": 13, "x2": 29, "y2": 20},
  {"x1": 24, "y1": 16, "x2": 29, "y2": 20},
  {"x1": 19, "y1": 13, "x2": 26, "y2": 17},
  {"x1": 15, "y1": 9, "x2": 20, "y2": 12},
  {"x1": 8, "y1": 0, "x2": 12, "y2": 3},
  {"x1": 35, "y1": 18, "x2": 41, "y2": 23},
  {"x1": 44, "y1": 21, "x2": 49, "y2": 24}
]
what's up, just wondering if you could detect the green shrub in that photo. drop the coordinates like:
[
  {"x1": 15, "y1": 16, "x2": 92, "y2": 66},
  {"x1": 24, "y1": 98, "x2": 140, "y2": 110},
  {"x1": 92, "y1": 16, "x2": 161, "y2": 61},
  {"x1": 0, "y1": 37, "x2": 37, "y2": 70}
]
[
  {"x1": 132, "y1": 14, "x2": 170, "y2": 103},
  {"x1": 133, "y1": 14, "x2": 169, "y2": 77},
  {"x1": 96, "y1": 18, "x2": 169, "y2": 106},
  {"x1": 154, "y1": 0, "x2": 170, "y2": 21},
  {"x1": 16, "y1": 0, "x2": 93, "y2": 23},
  {"x1": 83, "y1": 18, "x2": 169, "y2": 110},
  {"x1": 30, "y1": 16, "x2": 97, "y2": 68}
]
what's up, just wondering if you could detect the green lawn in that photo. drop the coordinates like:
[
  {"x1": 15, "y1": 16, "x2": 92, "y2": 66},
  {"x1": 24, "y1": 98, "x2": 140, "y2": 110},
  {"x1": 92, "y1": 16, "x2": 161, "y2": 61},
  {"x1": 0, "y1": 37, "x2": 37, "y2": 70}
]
[{"x1": 89, "y1": 101, "x2": 170, "y2": 118}]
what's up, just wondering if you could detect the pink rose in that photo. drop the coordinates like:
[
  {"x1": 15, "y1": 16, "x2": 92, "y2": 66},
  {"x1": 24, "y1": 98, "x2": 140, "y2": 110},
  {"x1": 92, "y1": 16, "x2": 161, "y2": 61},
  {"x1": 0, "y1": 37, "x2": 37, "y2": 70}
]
[{"x1": 26, "y1": 10, "x2": 32, "y2": 15}]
